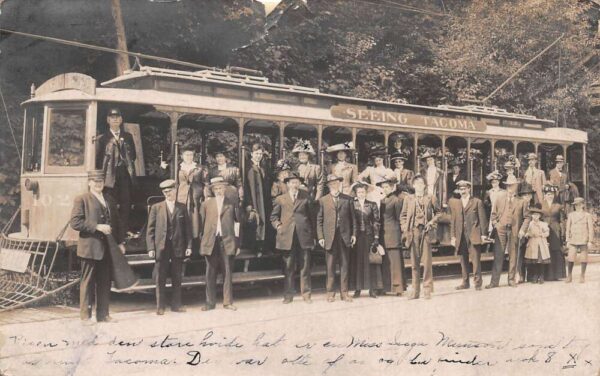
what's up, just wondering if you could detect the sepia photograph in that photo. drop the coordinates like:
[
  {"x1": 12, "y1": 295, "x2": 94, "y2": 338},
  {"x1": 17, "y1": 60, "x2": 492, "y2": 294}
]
[{"x1": 0, "y1": 0, "x2": 599, "y2": 375}]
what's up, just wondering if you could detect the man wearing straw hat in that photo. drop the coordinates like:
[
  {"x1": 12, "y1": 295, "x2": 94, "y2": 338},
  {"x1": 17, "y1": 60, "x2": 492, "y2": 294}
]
[
  {"x1": 327, "y1": 142, "x2": 358, "y2": 195},
  {"x1": 487, "y1": 175, "x2": 531, "y2": 288},
  {"x1": 146, "y1": 179, "x2": 193, "y2": 315},
  {"x1": 271, "y1": 172, "x2": 315, "y2": 304},
  {"x1": 523, "y1": 153, "x2": 546, "y2": 205},
  {"x1": 199, "y1": 177, "x2": 240, "y2": 311},
  {"x1": 70, "y1": 170, "x2": 126, "y2": 323}
]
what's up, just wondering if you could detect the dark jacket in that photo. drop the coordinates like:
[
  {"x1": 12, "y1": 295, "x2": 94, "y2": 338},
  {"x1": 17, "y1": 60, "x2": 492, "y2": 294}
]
[
  {"x1": 146, "y1": 201, "x2": 193, "y2": 260},
  {"x1": 270, "y1": 190, "x2": 314, "y2": 250},
  {"x1": 199, "y1": 196, "x2": 240, "y2": 256},
  {"x1": 352, "y1": 198, "x2": 380, "y2": 242},
  {"x1": 380, "y1": 193, "x2": 404, "y2": 249},
  {"x1": 95, "y1": 130, "x2": 136, "y2": 188},
  {"x1": 317, "y1": 193, "x2": 357, "y2": 250},
  {"x1": 70, "y1": 192, "x2": 124, "y2": 260},
  {"x1": 447, "y1": 171, "x2": 467, "y2": 198},
  {"x1": 449, "y1": 196, "x2": 488, "y2": 247},
  {"x1": 245, "y1": 162, "x2": 271, "y2": 241}
]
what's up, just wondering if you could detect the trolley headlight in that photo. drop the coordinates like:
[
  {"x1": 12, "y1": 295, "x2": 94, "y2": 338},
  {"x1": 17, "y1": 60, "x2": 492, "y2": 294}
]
[{"x1": 24, "y1": 178, "x2": 39, "y2": 195}]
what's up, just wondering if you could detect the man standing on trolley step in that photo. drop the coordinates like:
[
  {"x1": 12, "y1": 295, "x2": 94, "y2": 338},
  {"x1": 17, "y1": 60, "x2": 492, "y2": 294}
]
[
  {"x1": 449, "y1": 180, "x2": 488, "y2": 291},
  {"x1": 271, "y1": 172, "x2": 315, "y2": 304},
  {"x1": 95, "y1": 107, "x2": 136, "y2": 234},
  {"x1": 317, "y1": 174, "x2": 357, "y2": 302},
  {"x1": 199, "y1": 177, "x2": 240, "y2": 311},
  {"x1": 146, "y1": 179, "x2": 193, "y2": 315},
  {"x1": 70, "y1": 170, "x2": 126, "y2": 323}
]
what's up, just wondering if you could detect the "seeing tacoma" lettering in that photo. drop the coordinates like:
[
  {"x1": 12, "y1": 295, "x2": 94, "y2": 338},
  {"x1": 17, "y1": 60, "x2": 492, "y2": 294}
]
[{"x1": 330, "y1": 105, "x2": 487, "y2": 132}]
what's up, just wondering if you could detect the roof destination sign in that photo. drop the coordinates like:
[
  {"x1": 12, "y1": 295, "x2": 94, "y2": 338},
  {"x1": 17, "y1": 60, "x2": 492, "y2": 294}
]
[{"x1": 330, "y1": 104, "x2": 487, "y2": 132}]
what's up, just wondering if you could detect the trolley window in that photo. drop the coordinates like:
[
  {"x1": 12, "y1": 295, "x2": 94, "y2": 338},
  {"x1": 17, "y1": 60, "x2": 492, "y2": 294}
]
[
  {"x1": 23, "y1": 105, "x2": 44, "y2": 173},
  {"x1": 45, "y1": 107, "x2": 87, "y2": 173}
]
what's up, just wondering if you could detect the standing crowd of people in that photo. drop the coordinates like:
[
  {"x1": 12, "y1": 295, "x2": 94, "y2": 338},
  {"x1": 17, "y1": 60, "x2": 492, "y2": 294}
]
[{"x1": 70, "y1": 109, "x2": 594, "y2": 321}]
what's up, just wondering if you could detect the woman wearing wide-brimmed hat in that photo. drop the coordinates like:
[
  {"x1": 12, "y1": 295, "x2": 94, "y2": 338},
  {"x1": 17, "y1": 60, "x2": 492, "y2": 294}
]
[
  {"x1": 292, "y1": 140, "x2": 324, "y2": 202},
  {"x1": 539, "y1": 184, "x2": 566, "y2": 281},
  {"x1": 520, "y1": 204, "x2": 551, "y2": 284},
  {"x1": 327, "y1": 142, "x2": 358, "y2": 195},
  {"x1": 271, "y1": 159, "x2": 292, "y2": 203},
  {"x1": 358, "y1": 145, "x2": 394, "y2": 186},
  {"x1": 349, "y1": 182, "x2": 383, "y2": 298},
  {"x1": 390, "y1": 152, "x2": 414, "y2": 192}
]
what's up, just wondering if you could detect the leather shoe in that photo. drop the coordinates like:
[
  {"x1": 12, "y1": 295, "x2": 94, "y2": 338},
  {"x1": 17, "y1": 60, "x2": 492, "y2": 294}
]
[
  {"x1": 485, "y1": 284, "x2": 497, "y2": 289},
  {"x1": 565, "y1": 275, "x2": 572, "y2": 283},
  {"x1": 303, "y1": 297, "x2": 312, "y2": 304},
  {"x1": 282, "y1": 297, "x2": 293, "y2": 304},
  {"x1": 224, "y1": 304, "x2": 237, "y2": 311},
  {"x1": 172, "y1": 307, "x2": 186, "y2": 313},
  {"x1": 353, "y1": 291, "x2": 361, "y2": 298},
  {"x1": 327, "y1": 296, "x2": 335, "y2": 303},
  {"x1": 157, "y1": 308, "x2": 165, "y2": 315},
  {"x1": 475, "y1": 286, "x2": 482, "y2": 291},
  {"x1": 98, "y1": 315, "x2": 117, "y2": 323},
  {"x1": 341, "y1": 295, "x2": 353, "y2": 303},
  {"x1": 508, "y1": 281, "x2": 517, "y2": 288},
  {"x1": 201, "y1": 304, "x2": 216, "y2": 311},
  {"x1": 455, "y1": 284, "x2": 469, "y2": 290},
  {"x1": 369, "y1": 290, "x2": 378, "y2": 299}
]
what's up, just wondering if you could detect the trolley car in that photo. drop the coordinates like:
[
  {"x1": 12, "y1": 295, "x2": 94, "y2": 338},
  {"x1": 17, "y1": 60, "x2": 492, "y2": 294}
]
[{"x1": 0, "y1": 65, "x2": 588, "y2": 309}]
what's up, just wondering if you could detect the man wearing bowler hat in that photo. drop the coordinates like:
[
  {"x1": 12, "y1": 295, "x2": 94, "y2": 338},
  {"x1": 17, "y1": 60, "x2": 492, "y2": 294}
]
[
  {"x1": 70, "y1": 170, "x2": 126, "y2": 323},
  {"x1": 146, "y1": 179, "x2": 193, "y2": 315},
  {"x1": 271, "y1": 172, "x2": 315, "y2": 304},
  {"x1": 317, "y1": 174, "x2": 357, "y2": 302},
  {"x1": 449, "y1": 180, "x2": 488, "y2": 290},
  {"x1": 95, "y1": 107, "x2": 137, "y2": 235},
  {"x1": 199, "y1": 177, "x2": 240, "y2": 311},
  {"x1": 487, "y1": 175, "x2": 531, "y2": 288}
]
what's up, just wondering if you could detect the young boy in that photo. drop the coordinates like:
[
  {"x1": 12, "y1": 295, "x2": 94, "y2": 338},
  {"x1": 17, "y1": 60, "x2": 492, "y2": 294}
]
[{"x1": 565, "y1": 197, "x2": 594, "y2": 283}]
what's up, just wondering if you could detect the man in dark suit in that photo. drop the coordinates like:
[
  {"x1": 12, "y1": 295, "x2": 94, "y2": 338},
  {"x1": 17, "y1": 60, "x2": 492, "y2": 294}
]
[
  {"x1": 146, "y1": 179, "x2": 193, "y2": 315},
  {"x1": 70, "y1": 170, "x2": 126, "y2": 323},
  {"x1": 271, "y1": 172, "x2": 315, "y2": 304},
  {"x1": 487, "y1": 175, "x2": 531, "y2": 288},
  {"x1": 95, "y1": 108, "x2": 136, "y2": 234},
  {"x1": 449, "y1": 180, "x2": 488, "y2": 290},
  {"x1": 317, "y1": 174, "x2": 357, "y2": 302},
  {"x1": 199, "y1": 177, "x2": 240, "y2": 311}
]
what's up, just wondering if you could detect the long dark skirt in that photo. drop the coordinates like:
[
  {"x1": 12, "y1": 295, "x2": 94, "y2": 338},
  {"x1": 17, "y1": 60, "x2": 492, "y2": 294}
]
[
  {"x1": 349, "y1": 231, "x2": 383, "y2": 291},
  {"x1": 544, "y1": 243, "x2": 566, "y2": 281}
]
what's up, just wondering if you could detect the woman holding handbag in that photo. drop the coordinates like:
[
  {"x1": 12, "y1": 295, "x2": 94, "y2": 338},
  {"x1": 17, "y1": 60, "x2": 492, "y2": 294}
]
[{"x1": 349, "y1": 183, "x2": 383, "y2": 298}]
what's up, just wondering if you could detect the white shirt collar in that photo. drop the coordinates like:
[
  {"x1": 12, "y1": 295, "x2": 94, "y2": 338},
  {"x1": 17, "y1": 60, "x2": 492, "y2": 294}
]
[
  {"x1": 110, "y1": 129, "x2": 121, "y2": 139},
  {"x1": 180, "y1": 161, "x2": 197, "y2": 172}
]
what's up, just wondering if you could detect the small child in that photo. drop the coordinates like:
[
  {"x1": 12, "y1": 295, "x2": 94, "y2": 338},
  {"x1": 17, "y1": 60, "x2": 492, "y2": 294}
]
[
  {"x1": 565, "y1": 197, "x2": 594, "y2": 283},
  {"x1": 521, "y1": 204, "x2": 551, "y2": 284}
]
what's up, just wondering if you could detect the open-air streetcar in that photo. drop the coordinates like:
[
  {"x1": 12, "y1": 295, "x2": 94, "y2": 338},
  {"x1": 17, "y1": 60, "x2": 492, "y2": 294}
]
[{"x1": 0, "y1": 65, "x2": 588, "y2": 309}]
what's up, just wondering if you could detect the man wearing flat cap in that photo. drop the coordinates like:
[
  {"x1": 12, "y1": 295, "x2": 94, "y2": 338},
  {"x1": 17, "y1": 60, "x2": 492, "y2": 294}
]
[
  {"x1": 199, "y1": 177, "x2": 240, "y2": 311},
  {"x1": 523, "y1": 153, "x2": 546, "y2": 205},
  {"x1": 449, "y1": 180, "x2": 488, "y2": 290},
  {"x1": 95, "y1": 107, "x2": 137, "y2": 235},
  {"x1": 317, "y1": 174, "x2": 357, "y2": 302},
  {"x1": 271, "y1": 172, "x2": 315, "y2": 304},
  {"x1": 146, "y1": 179, "x2": 193, "y2": 315},
  {"x1": 70, "y1": 170, "x2": 126, "y2": 323},
  {"x1": 487, "y1": 175, "x2": 531, "y2": 288}
]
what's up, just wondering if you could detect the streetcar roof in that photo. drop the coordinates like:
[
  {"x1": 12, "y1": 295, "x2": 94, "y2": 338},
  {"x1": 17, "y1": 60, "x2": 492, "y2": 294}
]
[{"x1": 22, "y1": 68, "x2": 588, "y2": 144}]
